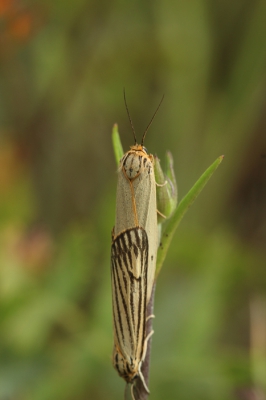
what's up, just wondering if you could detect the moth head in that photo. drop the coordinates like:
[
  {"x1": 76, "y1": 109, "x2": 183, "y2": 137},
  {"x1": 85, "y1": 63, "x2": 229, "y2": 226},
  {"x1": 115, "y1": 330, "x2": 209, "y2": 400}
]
[{"x1": 129, "y1": 144, "x2": 149, "y2": 157}]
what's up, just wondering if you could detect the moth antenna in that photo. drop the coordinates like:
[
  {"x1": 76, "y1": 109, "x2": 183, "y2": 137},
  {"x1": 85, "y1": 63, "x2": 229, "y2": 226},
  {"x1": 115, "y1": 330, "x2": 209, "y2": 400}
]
[
  {"x1": 124, "y1": 88, "x2": 137, "y2": 145},
  {"x1": 141, "y1": 94, "x2": 164, "y2": 146}
]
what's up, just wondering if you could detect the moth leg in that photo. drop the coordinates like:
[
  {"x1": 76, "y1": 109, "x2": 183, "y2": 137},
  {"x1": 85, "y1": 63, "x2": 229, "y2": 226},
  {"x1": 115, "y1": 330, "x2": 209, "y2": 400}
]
[
  {"x1": 125, "y1": 382, "x2": 136, "y2": 400},
  {"x1": 130, "y1": 382, "x2": 137, "y2": 400},
  {"x1": 142, "y1": 329, "x2": 154, "y2": 363},
  {"x1": 155, "y1": 180, "x2": 167, "y2": 187},
  {"x1": 157, "y1": 209, "x2": 166, "y2": 219},
  {"x1": 138, "y1": 369, "x2": 150, "y2": 395},
  {"x1": 146, "y1": 314, "x2": 155, "y2": 322},
  {"x1": 137, "y1": 329, "x2": 154, "y2": 394}
]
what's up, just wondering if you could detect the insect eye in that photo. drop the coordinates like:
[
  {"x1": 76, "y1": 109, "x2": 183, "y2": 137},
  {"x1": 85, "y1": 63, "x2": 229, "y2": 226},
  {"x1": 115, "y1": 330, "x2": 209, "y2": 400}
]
[{"x1": 142, "y1": 146, "x2": 148, "y2": 154}]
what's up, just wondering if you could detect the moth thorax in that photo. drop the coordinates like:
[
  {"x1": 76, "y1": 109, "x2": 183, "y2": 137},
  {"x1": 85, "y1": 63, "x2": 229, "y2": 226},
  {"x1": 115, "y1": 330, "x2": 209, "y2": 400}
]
[{"x1": 123, "y1": 153, "x2": 151, "y2": 180}]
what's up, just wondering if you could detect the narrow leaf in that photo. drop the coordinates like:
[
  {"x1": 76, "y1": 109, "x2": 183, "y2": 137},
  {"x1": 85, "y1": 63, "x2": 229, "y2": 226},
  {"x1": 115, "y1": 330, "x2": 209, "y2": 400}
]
[
  {"x1": 112, "y1": 124, "x2": 124, "y2": 167},
  {"x1": 156, "y1": 155, "x2": 224, "y2": 277}
]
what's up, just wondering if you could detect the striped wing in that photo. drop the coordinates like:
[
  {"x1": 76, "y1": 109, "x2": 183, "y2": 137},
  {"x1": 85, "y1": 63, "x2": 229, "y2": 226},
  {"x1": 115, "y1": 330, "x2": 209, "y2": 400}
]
[
  {"x1": 111, "y1": 227, "x2": 148, "y2": 381},
  {"x1": 114, "y1": 151, "x2": 157, "y2": 305}
]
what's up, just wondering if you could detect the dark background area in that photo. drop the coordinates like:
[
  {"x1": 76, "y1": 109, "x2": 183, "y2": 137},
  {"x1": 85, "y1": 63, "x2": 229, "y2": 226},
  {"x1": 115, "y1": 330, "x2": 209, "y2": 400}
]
[{"x1": 0, "y1": 0, "x2": 266, "y2": 399}]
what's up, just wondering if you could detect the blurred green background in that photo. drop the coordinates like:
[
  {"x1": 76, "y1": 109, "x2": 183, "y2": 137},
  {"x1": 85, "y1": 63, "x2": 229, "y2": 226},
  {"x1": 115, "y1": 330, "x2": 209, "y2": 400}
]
[{"x1": 0, "y1": 0, "x2": 266, "y2": 399}]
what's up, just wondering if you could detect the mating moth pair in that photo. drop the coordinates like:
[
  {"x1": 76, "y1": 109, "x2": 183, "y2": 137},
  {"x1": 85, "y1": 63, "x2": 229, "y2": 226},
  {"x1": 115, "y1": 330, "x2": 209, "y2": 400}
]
[
  {"x1": 110, "y1": 91, "x2": 222, "y2": 400},
  {"x1": 111, "y1": 93, "x2": 164, "y2": 399}
]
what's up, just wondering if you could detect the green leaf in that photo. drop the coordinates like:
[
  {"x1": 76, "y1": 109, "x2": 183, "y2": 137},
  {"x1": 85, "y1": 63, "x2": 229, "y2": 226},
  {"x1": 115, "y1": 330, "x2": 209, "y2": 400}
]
[
  {"x1": 155, "y1": 155, "x2": 224, "y2": 277},
  {"x1": 112, "y1": 124, "x2": 124, "y2": 167}
]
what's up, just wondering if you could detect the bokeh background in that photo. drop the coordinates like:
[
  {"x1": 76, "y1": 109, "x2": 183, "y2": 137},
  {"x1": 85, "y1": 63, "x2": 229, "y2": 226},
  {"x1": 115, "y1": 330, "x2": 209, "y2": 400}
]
[{"x1": 1, "y1": 0, "x2": 266, "y2": 399}]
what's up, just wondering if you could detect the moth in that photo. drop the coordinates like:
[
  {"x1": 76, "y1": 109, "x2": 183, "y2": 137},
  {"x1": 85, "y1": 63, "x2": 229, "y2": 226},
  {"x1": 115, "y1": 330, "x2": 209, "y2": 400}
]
[{"x1": 111, "y1": 92, "x2": 163, "y2": 398}]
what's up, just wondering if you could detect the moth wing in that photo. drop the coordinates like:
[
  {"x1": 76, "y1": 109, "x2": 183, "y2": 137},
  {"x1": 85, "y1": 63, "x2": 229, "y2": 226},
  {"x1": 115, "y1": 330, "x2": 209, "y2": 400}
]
[
  {"x1": 111, "y1": 227, "x2": 148, "y2": 369},
  {"x1": 133, "y1": 167, "x2": 157, "y2": 303}
]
